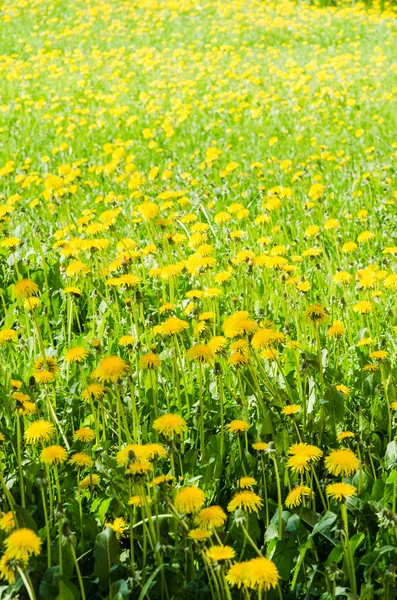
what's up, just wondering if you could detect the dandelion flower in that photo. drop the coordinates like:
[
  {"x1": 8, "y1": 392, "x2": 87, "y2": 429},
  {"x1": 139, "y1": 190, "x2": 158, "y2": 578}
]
[
  {"x1": 241, "y1": 556, "x2": 279, "y2": 591},
  {"x1": 189, "y1": 528, "x2": 212, "y2": 541},
  {"x1": 0, "y1": 512, "x2": 15, "y2": 533},
  {"x1": 325, "y1": 449, "x2": 359, "y2": 477},
  {"x1": 186, "y1": 344, "x2": 215, "y2": 363},
  {"x1": 326, "y1": 482, "x2": 357, "y2": 501},
  {"x1": 226, "y1": 420, "x2": 250, "y2": 434},
  {"x1": 226, "y1": 562, "x2": 246, "y2": 588},
  {"x1": 0, "y1": 329, "x2": 18, "y2": 345},
  {"x1": 337, "y1": 431, "x2": 354, "y2": 442},
  {"x1": 82, "y1": 383, "x2": 107, "y2": 400},
  {"x1": 0, "y1": 553, "x2": 18, "y2": 583},
  {"x1": 227, "y1": 491, "x2": 263, "y2": 513},
  {"x1": 174, "y1": 486, "x2": 205, "y2": 514},
  {"x1": 140, "y1": 353, "x2": 161, "y2": 369},
  {"x1": 5, "y1": 528, "x2": 41, "y2": 560},
  {"x1": 107, "y1": 517, "x2": 128, "y2": 538},
  {"x1": 238, "y1": 477, "x2": 256, "y2": 489},
  {"x1": 79, "y1": 474, "x2": 100, "y2": 489},
  {"x1": 25, "y1": 420, "x2": 54, "y2": 444},
  {"x1": 304, "y1": 304, "x2": 327, "y2": 324},
  {"x1": 327, "y1": 320, "x2": 345, "y2": 338},
  {"x1": 252, "y1": 442, "x2": 269, "y2": 452},
  {"x1": 40, "y1": 445, "x2": 68, "y2": 466},
  {"x1": 150, "y1": 474, "x2": 174, "y2": 487},
  {"x1": 195, "y1": 506, "x2": 227, "y2": 529},
  {"x1": 73, "y1": 427, "x2": 95, "y2": 442},
  {"x1": 64, "y1": 347, "x2": 88, "y2": 363},
  {"x1": 14, "y1": 279, "x2": 38, "y2": 300},
  {"x1": 353, "y1": 301, "x2": 372, "y2": 315},
  {"x1": 69, "y1": 452, "x2": 93, "y2": 468},
  {"x1": 282, "y1": 404, "x2": 301, "y2": 416},
  {"x1": 159, "y1": 317, "x2": 189, "y2": 336},
  {"x1": 285, "y1": 486, "x2": 313, "y2": 508},
  {"x1": 206, "y1": 545, "x2": 235, "y2": 562},
  {"x1": 92, "y1": 356, "x2": 129, "y2": 382},
  {"x1": 153, "y1": 413, "x2": 187, "y2": 438}
]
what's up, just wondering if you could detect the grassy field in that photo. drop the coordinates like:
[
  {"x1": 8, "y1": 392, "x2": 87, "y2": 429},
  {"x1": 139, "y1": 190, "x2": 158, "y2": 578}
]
[{"x1": 1, "y1": 0, "x2": 397, "y2": 598}]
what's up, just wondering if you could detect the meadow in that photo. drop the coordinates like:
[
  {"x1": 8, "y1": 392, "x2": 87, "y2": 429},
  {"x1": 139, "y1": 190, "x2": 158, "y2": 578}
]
[{"x1": 0, "y1": 0, "x2": 397, "y2": 598}]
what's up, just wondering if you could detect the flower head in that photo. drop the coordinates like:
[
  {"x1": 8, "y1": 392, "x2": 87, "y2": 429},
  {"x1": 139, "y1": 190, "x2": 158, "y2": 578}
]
[
  {"x1": 92, "y1": 356, "x2": 129, "y2": 382},
  {"x1": 227, "y1": 491, "x2": 263, "y2": 513},
  {"x1": 153, "y1": 413, "x2": 187, "y2": 439},
  {"x1": 226, "y1": 420, "x2": 250, "y2": 434},
  {"x1": 238, "y1": 477, "x2": 256, "y2": 489},
  {"x1": 195, "y1": 505, "x2": 227, "y2": 529},
  {"x1": 5, "y1": 528, "x2": 41, "y2": 560},
  {"x1": 69, "y1": 452, "x2": 93, "y2": 468},
  {"x1": 186, "y1": 344, "x2": 215, "y2": 363},
  {"x1": 252, "y1": 442, "x2": 269, "y2": 452},
  {"x1": 240, "y1": 557, "x2": 280, "y2": 591},
  {"x1": 285, "y1": 485, "x2": 313, "y2": 508},
  {"x1": 326, "y1": 482, "x2": 357, "y2": 502},
  {"x1": 305, "y1": 304, "x2": 327, "y2": 324},
  {"x1": 107, "y1": 518, "x2": 128, "y2": 539},
  {"x1": 325, "y1": 449, "x2": 359, "y2": 477},
  {"x1": 189, "y1": 528, "x2": 212, "y2": 541},
  {"x1": 79, "y1": 474, "x2": 100, "y2": 489},
  {"x1": 14, "y1": 279, "x2": 38, "y2": 300},
  {"x1": 282, "y1": 404, "x2": 301, "y2": 416},
  {"x1": 40, "y1": 445, "x2": 68, "y2": 466},
  {"x1": 174, "y1": 486, "x2": 205, "y2": 514},
  {"x1": 159, "y1": 317, "x2": 189, "y2": 336},
  {"x1": 64, "y1": 347, "x2": 88, "y2": 363},
  {"x1": 140, "y1": 353, "x2": 161, "y2": 369},
  {"x1": 0, "y1": 512, "x2": 15, "y2": 533},
  {"x1": 25, "y1": 420, "x2": 55, "y2": 444},
  {"x1": 73, "y1": 427, "x2": 95, "y2": 442},
  {"x1": 206, "y1": 545, "x2": 235, "y2": 562}
]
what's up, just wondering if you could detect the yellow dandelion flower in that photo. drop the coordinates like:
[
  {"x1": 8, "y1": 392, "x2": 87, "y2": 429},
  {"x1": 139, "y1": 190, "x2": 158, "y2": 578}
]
[
  {"x1": 92, "y1": 356, "x2": 129, "y2": 382},
  {"x1": 153, "y1": 413, "x2": 187, "y2": 438},
  {"x1": 24, "y1": 420, "x2": 55, "y2": 444},
  {"x1": 64, "y1": 347, "x2": 88, "y2": 363},
  {"x1": 304, "y1": 304, "x2": 327, "y2": 324},
  {"x1": 327, "y1": 320, "x2": 345, "y2": 338},
  {"x1": 326, "y1": 482, "x2": 357, "y2": 502},
  {"x1": 14, "y1": 279, "x2": 38, "y2": 300},
  {"x1": 195, "y1": 506, "x2": 227, "y2": 529},
  {"x1": 285, "y1": 486, "x2": 313, "y2": 508},
  {"x1": 69, "y1": 452, "x2": 93, "y2": 468},
  {"x1": 226, "y1": 420, "x2": 250, "y2": 434},
  {"x1": 0, "y1": 512, "x2": 15, "y2": 533},
  {"x1": 206, "y1": 545, "x2": 235, "y2": 562},
  {"x1": 252, "y1": 442, "x2": 269, "y2": 452},
  {"x1": 5, "y1": 528, "x2": 41, "y2": 560},
  {"x1": 174, "y1": 486, "x2": 206, "y2": 514},
  {"x1": 238, "y1": 477, "x2": 256, "y2": 489},
  {"x1": 79, "y1": 474, "x2": 100, "y2": 489},
  {"x1": 227, "y1": 491, "x2": 263, "y2": 513},
  {"x1": 186, "y1": 344, "x2": 215, "y2": 363},
  {"x1": 107, "y1": 517, "x2": 128, "y2": 539},
  {"x1": 282, "y1": 404, "x2": 301, "y2": 416},
  {"x1": 73, "y1": 427, "x2": 95, "y2": 442},
  {"x1": 159, "y1": 317, "x2": 189, "y2": 336},
  {"x1": 241, "y1": 557, "x2": 279, "y2": 591},
  {"x1": 40, "y1": 445, "x2": 68, "y2": 466},
  {"x1": 325, "y1": 449, "x2": 359, "y2": 477},
  {"x1": 138, "y1": 354, "x2": 160, "y2": 371},
  {"x1": 188, "y1": 528, "x2": 212, "y2": 541}
]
